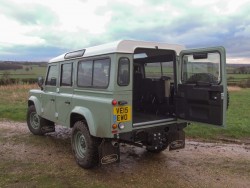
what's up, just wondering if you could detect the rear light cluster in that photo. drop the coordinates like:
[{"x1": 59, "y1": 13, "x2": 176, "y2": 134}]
[
  {"x1": 118, "y1": 123, "x2": 125, "y2": 129},
  {"x1": 112, "y1": 99, "x2": 117, "y2": 106},
  {"x1": 112, "y1": 124, "x2": 117, "y2": 129},
  {"x1": 112, "y1": 123, "x2": 125, "y2": 130},
  {"x1": 112, "y1": 99, "x2": 125, "y2": 132}
]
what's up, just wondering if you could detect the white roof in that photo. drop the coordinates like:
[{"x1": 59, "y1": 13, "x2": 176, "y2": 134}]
[{"x1": 49, "y1": 40, "x2": 186, "y2": 63}]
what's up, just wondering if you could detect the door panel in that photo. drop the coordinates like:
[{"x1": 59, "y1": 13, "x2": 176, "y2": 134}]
[
  {"x1": 41, "y1": 65, "x2": 59, "y2": 122},
  {"x1": 42, "y1": 91, "x2": 56, "y2": 121},
  {"x1": 177, "y1": 84, "x2": 223, "y2": 125},
  {"x1": 56, "y1": 62, "x2": 73, "y2": 124},
  {"x1": 177, "y1": 47, "x2": 227, "y2": 126},
  {"x1": 56, "y1": 90, "x2": 73, "y2": 123}
]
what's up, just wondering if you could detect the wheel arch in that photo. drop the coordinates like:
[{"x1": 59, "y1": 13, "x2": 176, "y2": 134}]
[
  {"x1": 28, "y1": 96, "x2": 42, "y2": 115},
  {"x1": 70, "y1": 106, "x2": 96, "y2": 136}
]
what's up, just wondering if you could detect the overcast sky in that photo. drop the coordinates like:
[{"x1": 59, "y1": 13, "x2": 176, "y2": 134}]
[{"x1": 0, "y1": 0, "x2": 249, "y2": 63}]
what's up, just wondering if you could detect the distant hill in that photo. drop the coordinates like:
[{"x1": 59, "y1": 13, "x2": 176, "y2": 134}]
[
  {"x1": 0, "y1": 61, "x2": 47, "y2": 67},
  {"x1": 0, "y1": 63, "x2": 23, "y2": 70}
]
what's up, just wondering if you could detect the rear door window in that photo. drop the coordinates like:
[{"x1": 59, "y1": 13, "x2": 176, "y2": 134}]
[
  {"x1": 60, "y1": 63, "x2": 73, "y2": 87},
  {"x1": 182, "y1": 52, "x2": 220, "y2": 84}
]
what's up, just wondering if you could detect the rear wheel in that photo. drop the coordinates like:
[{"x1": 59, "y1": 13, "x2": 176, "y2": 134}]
[{"x1": 71, "y1": 121, "x2": 100, "y2": 169}]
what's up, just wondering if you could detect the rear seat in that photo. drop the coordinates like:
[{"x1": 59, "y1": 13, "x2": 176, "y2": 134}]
[{"x1": 133, "y1": 74, "x2": 172, "y2": 114}]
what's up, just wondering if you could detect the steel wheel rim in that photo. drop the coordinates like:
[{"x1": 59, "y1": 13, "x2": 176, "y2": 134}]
[
  {"x1": 74, "y1": 131, "x2": 87, "y2": 158},
  {"x1": 30, "y1": 112, "x2": 40, "y2": 130}
]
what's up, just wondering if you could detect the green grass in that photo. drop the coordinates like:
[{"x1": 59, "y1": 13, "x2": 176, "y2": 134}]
[
  {"x1": 0, "y1": 84, "x2": 37, "y2": 121},
  {"x1": 0, "y1": 160, "x2": 106, "y2": 188},
  {"x1": 0, "y1": 84, "x2": 250, "y2": 140},
  {"x1": 186, "y1": 88, "x2": 250, "y2": 140},
  {"x1": 227, "y1": 73, "x2": 250, "y2": 79},
  {"x1": 0, "y1": 65, "x2": 46, "y2": 79}
]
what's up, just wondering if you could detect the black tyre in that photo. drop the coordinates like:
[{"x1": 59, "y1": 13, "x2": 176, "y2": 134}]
[
  {"x1": 71, "y1": 121, "x2": 100, "y2": 169},
  {"x1": 27, "y1": 105, "x2": 54, "y2": 135},
  {"x1": 27, "y1": 105, "x2": 45, "y2": 135}
]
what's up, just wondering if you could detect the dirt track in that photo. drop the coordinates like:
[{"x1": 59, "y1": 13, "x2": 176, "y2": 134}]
[{"x1": 0, "y1": 121, "x2": 250, "y2": 188}]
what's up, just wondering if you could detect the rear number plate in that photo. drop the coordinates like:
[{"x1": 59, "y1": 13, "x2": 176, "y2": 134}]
[{"x1": 113, "y1": 106, "x2": 131, "y2": 122}]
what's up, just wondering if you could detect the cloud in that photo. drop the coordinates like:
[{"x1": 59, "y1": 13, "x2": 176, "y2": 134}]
[
  {"x1": 0, "y1": 0, "x2": 250, "y2": 63},
  {"x1": 0, "y1": 44, "x2": 69, "y2": 61},
  {"x1": 0, "y1": 1, "x2": 59, "y2": 26}
]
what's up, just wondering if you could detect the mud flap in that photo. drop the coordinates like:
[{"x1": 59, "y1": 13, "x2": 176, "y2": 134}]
[
  {"x1": 169, "y1": 130, "x2": 185, "y2": 151},
  {"x1": 98, "y1": 139, "x2": 120, "y2": 165}
]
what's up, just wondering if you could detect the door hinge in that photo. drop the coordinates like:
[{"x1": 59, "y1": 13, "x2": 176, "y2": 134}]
[{"x1": 221, "y1": 92, "x2": 224, "y2": 100}]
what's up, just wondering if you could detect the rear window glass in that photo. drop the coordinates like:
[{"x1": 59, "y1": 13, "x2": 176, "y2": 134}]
[
  {"x1": 181, "y1": 52, "x2": 220, "y2": 84},
  {"x1": 118, "y1": 57, "x2": 130, "y2": 86}
]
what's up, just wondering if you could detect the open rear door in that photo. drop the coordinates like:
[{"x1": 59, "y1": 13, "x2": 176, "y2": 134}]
[{"x1": 177, "y1": 47, "x2": 227, "y2": 126}]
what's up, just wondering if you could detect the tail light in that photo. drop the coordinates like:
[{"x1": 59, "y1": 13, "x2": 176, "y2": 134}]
[{"x1": 112, "y1": 99, "x2": 117, "y2": 106}]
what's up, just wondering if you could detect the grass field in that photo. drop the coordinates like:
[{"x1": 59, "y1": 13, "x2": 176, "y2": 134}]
[
  {"x1": 0, "y1": 84, "x2": 249, "y2": 140},
  {"x1": 0, "y1": 84, "x2": 38, "y2": 121},
  {"x1": 0, "y1": 65, "x2": 46, "y2": 79},
  {"x1": 186, "y1": 87, "x2": 250, "y2": 140},
  {"x1": 227, "y1": 73, "x2": 250, "y2": 79}
]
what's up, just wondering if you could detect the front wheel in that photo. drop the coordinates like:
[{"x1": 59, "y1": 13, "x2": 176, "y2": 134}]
[
  {"x1": 71, "y1": 121, "x2": 100, "y2": 169},
  {"x1": 27, "y1": 105, "x2": 54, "y2": 135}
]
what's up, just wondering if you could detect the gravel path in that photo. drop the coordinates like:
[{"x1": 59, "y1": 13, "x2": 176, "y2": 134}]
[{"x1": 0, "y1": 120, "x2": 250, "y2": 188}]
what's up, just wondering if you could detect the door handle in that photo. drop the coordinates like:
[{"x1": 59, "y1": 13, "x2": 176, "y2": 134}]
[
  {"x1": 65, "y1": 101, "x2": 70, "y2": 105},
  {"x1": 50, "y1": 99, "x2": 55, "y2": 102}
]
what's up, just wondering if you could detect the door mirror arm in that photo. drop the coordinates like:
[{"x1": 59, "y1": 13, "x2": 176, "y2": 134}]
[{"x1": 37, "y1": 76, "x2": 44, "y2": 90}]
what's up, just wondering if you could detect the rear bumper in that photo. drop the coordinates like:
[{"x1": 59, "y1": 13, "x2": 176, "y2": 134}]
[{"x1": 118, "y1": 122, "x2": 187, "y2": 149}]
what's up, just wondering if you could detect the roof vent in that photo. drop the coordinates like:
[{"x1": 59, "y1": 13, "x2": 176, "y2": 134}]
[{"x1": 64, "y1": 49, "x2": 85, "y2": 59}]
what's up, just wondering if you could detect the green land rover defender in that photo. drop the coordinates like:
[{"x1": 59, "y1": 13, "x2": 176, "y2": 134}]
[{"x1": 27, "y1": 40, "x2": 227, "y2": 168}]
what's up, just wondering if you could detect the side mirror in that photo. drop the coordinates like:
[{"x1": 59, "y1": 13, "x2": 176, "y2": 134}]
[{"x1": 37, "y1": 76, "x2": 44, "y2": 90}]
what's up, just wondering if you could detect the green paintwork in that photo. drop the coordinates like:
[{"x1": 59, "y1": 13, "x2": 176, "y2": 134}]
[{"x1": 28, "y1": 43, "x2": 227, "y2": 139}]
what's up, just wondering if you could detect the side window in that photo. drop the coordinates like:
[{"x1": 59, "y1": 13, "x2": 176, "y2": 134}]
[
  {"x1": 118, "y1": 57, "x2": 130, "y2": 86},
  {"x1": 77, "y1": 58, "x2": 110, "y2": 88},
  {"x1": 93, "y1": 59, "x2": 110, "y2": 87},
  {"x1": 182, "y1": 52, "x2": 220, "y2": 84},
  {"x1": 78, "y1": 60, "x2": 93, "y2": 87},
  {"x1": 61, "y1": 63, "x2": 72, "y2": 87},
  {"x1": 45, "y1": 65, "x2": 58, "y2": 86}
]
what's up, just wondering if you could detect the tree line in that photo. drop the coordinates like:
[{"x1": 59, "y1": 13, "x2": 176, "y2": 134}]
[{"x1": 0, "y1": 63, "x2": 23, "y2": 70}]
